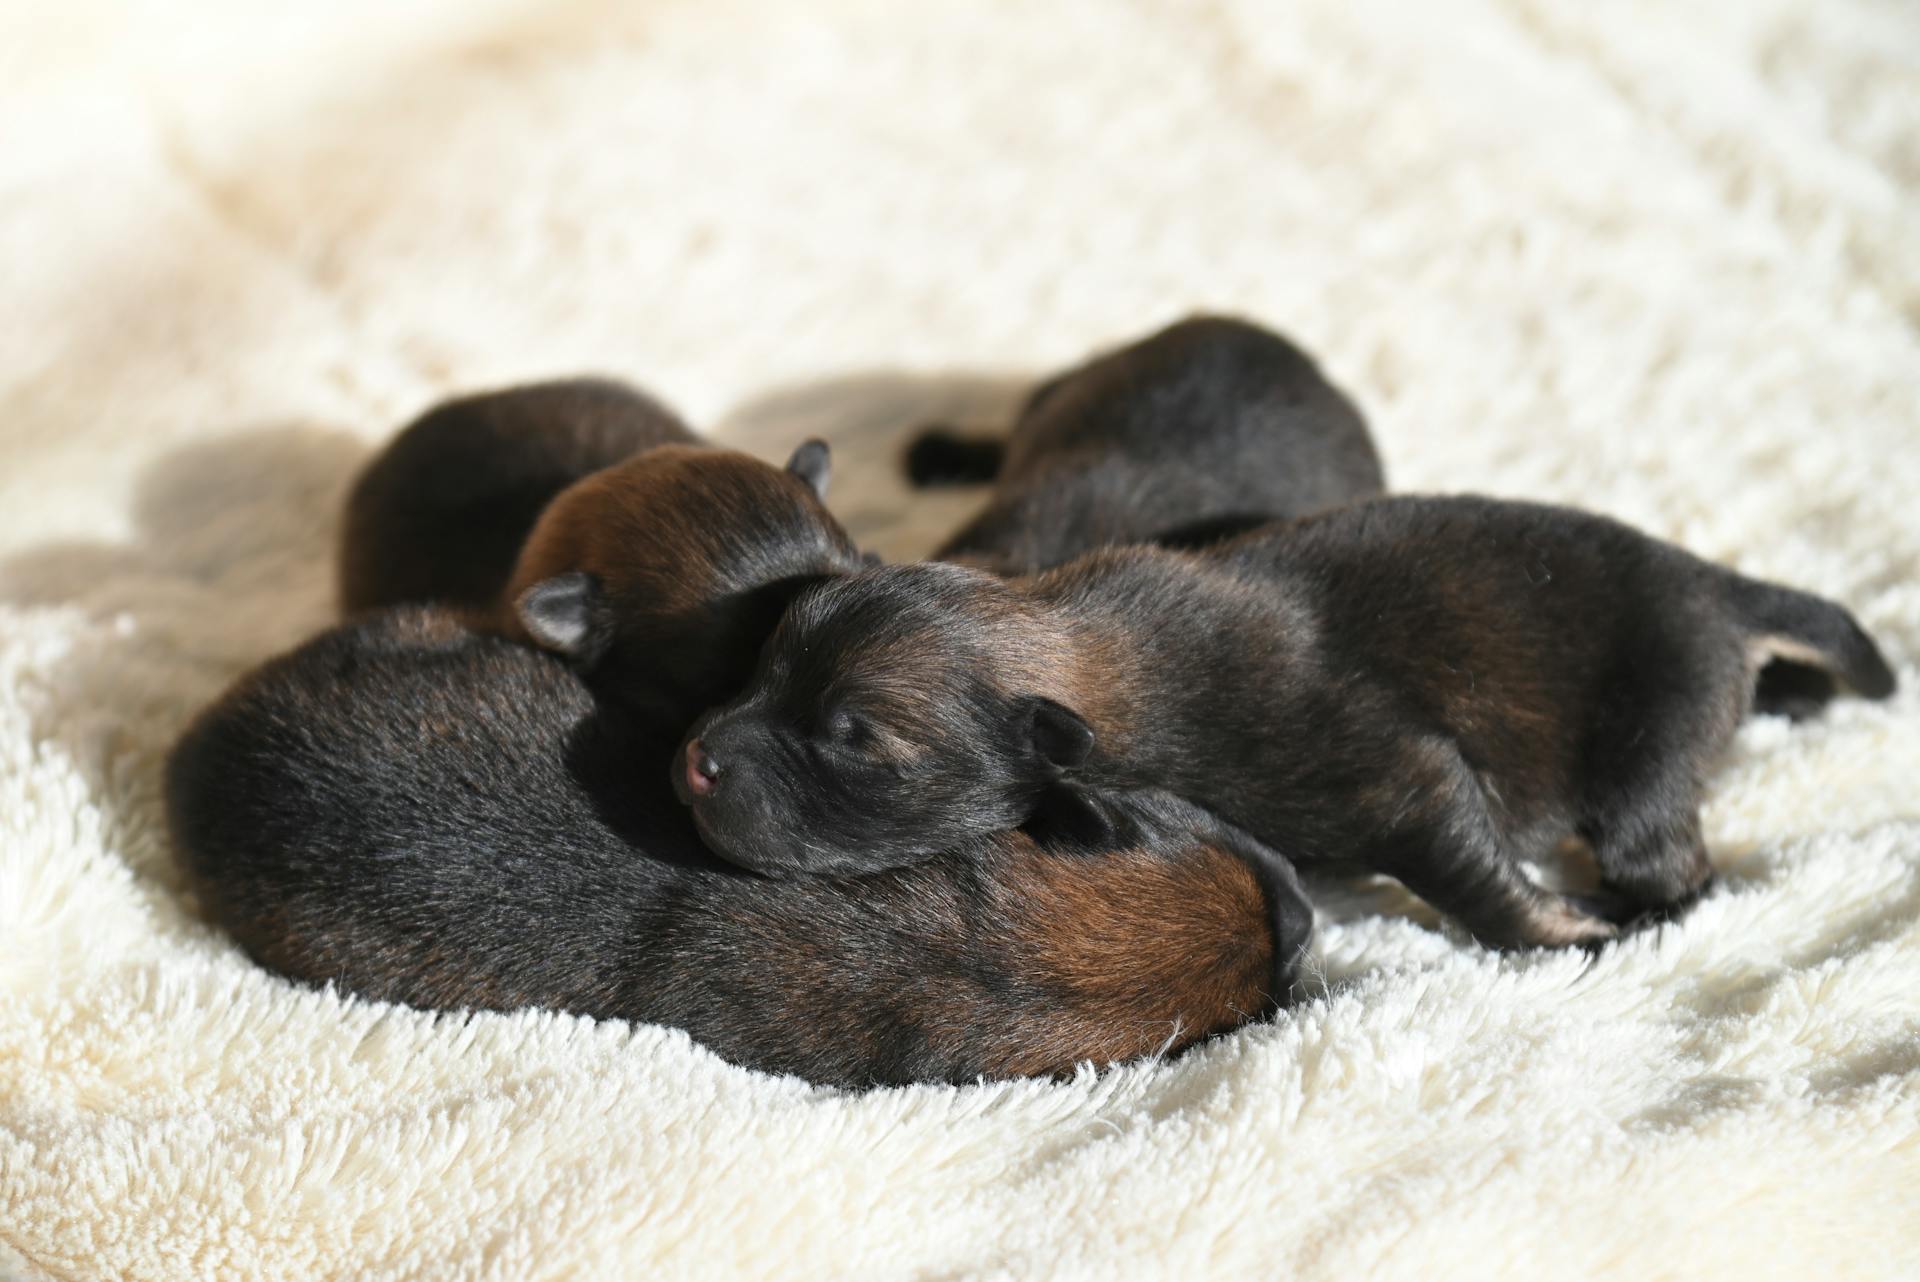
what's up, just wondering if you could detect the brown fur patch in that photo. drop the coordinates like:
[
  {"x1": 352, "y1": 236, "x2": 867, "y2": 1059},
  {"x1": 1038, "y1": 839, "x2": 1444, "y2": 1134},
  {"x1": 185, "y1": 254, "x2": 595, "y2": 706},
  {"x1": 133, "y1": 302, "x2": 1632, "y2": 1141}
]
[
  {"x1": 1748, "y1": 633, "x2": 1831, "y2": 673},
  {"x1": 504, "y1": 445, "x2": 856, "y2": 636},
  {"x1": 1523, "y1": 899, "x2": 1619, "y2": 947},
  {"x1": 507, "y1": 445, "x2": 716, "y2": 617},
  {"x1": 953, "y1": 844, "x2": 1271, "y2": 1076}
]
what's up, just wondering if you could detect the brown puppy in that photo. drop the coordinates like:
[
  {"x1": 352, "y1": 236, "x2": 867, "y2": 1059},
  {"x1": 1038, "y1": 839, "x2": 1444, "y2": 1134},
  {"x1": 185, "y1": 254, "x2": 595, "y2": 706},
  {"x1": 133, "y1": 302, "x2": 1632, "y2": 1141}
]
[
  {"x1": 341, "y1": 378, "x2": 693, "y2": 614},
  {"x1": 676, "y1": 496, "x2": 1897, "y2": 948},
  {"x1": 165, "y1": 608, "x2": 1312, "y2": 1087},
  {"x1": 500, "y1": 436, "x2": 860, "y2": 728},
  {"x1": 906, "y1": 316, "x2": 1384, "y2": 572},
  {"x1": 340, "y1": 378, "x2": 864, "y2": 731}
]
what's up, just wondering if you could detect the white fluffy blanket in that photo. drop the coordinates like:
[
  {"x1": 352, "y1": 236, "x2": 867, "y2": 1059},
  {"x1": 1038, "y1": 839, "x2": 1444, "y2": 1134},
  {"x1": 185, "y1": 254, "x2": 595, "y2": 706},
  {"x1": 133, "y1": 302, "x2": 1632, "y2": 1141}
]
[{"x1": 3, "y1": 1, "x2": 1917, "y2": 1278}]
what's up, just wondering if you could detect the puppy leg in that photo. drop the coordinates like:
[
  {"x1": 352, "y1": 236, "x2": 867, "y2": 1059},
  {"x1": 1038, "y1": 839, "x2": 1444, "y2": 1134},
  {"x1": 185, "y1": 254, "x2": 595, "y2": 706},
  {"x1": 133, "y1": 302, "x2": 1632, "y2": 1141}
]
[
  {"x1": 1382, "y1": 831, "x2": 1620, "y2": 949},
  {"x1": 1580, "y1": 805, "x2": 1714, "y2": 922},
  {"x1": 1751, "y1": 659, "x2": 1837, "y2": 721},
  {"x1": 1576, "y1": 630, "x2": 1742, "y2": 919},
  {"x1": 1367, "y1": 740, "x2": 1618, "y2": 949},
  {"x1": 903, "y1": 428, "x2": 1006, "y2": 487},
  {"x1": 1577, "y1": 698, "x2": 1728, "y2": 919}
]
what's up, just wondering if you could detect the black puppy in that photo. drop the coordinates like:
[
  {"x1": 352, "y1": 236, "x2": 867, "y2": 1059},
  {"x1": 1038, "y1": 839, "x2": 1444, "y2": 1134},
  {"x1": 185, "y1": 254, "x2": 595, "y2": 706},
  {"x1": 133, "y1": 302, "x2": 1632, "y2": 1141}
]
[
  {"x1": 906, "y1": 316, "x2": 1385, "y2": 571},
  {"x1": 676, "y1": 496, "x2": 1896, "y2": 947},
  {"x1": 340, "y1": 378, "x2": 863, "y2": 732},
  {"x1": 166, "y1": 608, "x2": 1313, "y2": 1087},
  {"x1": 341, "y1": 378, "x2": 693, "y2": 614}
]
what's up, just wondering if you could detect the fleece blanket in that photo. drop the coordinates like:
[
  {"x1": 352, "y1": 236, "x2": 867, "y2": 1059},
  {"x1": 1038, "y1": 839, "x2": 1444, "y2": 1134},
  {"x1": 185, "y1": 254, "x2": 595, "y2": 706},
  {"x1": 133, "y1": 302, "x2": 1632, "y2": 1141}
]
[{"x1": 3, "y1": 1, "x2": 1918, "y2": 1278}]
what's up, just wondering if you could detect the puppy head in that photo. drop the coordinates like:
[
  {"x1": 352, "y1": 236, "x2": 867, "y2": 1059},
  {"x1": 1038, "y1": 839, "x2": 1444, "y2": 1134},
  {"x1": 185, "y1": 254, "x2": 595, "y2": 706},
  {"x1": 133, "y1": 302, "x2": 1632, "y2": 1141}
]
[
  {"x1": 670, "y1": 562, "x2": 1093, "y2": 876},
  {"x1": 506, "y1": 440, "x2": 863, "y2": 728}
]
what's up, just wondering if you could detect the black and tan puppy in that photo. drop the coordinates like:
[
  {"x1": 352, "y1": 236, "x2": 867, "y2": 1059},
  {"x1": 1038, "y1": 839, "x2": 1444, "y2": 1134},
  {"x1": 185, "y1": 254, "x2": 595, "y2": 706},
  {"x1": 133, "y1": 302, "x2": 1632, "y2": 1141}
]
[
  {"x1": 341, "y1": 378, "x2": 694, "y2": 614},
  {"x1": 497, "y1": 436, "x2": 859, "y2": 729},
  {"x1": 906, "y1": 316, "x2": 1385, "y2": 572},
  {"x1": 676, "y1": 496, "x2": 1897, "y2": 947},
  {"x1": 340, "y1": 379, "x2": 864, "y2": 731},
  {"x1": 166, "y1": 608, "x2": 1313, "y2": 1088}
]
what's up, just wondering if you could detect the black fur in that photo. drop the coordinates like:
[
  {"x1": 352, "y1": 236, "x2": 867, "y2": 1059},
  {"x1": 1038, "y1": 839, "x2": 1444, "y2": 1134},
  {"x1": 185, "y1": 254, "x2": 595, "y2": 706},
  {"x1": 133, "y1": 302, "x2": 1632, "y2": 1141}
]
[
  {"x1": 904, "y1": 430, "x2": 1006, "y2": 487},
  {"x1": 1752, "y1": 660, "x2": 1838, "y2": 721},
  {"x1": 784, "y1": 438, "x2": 834, "y2": 499},
  {"x1": 340, "y1": 378, "x2": 694, "y2": 614},
  {"x1": 670, "y1": 562, "x2": 1071, "y2": 871},
  {"x1": 680, "y1": 497, "x2": 1896, "y2": 947},
  {"x1": 912, "y1": 316, "x2": 1385, "y2": 572},
  {"x1": 165, "y1": 609, "x2": 1310, "y2": 1087}
]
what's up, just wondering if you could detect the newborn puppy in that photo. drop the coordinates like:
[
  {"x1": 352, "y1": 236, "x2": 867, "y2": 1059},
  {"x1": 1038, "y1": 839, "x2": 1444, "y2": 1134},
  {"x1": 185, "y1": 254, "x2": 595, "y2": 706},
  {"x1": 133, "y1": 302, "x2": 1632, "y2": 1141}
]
[
  {"x1": 499, "y1": 437, "x2": 861, "y2": 729},
  {"x1": 341, "y1": 378, "x2": 693, "y2": 614},
  {"x1": 340, "y1": 379, "x2": 865, "y2": 732},
  {"x1": 166, "y1": 608, "x2": 1313, "y2": 1088},
  {"x1": 677, "y1": 497, "x2": 1897, "y2": 947},
  {"x1": 906, "y1": 316, "x2": 1385, "y2": 571}
]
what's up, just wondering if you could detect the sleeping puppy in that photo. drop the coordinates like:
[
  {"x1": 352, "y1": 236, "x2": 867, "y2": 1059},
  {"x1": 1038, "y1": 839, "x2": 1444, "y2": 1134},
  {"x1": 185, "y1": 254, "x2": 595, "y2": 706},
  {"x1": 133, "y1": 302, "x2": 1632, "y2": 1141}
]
[
  {"x1": 340, "y1": 378, "x2": 865, "y2": 732},
  {"x1": 341, "y1": 377, "x2": 694, "y2": 614},
  {"x1": 906, "y1": 315, "x2": 1385, "y2": 571},
  {"x1": 498, "y1": 436, "x2": 859, "y2": 729},
  {"x1": 674, "y1": 496, "x2": 1897, "y2": 947},
  {"x1": 166, "y1": 608, "x2": 1314, "y2": 1088}
]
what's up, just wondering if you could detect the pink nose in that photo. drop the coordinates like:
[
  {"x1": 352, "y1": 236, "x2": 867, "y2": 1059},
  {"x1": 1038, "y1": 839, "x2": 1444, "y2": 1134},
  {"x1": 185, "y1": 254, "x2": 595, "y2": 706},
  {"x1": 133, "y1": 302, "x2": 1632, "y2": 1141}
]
[{"x1": 684, "y1": 740, "x2": 720, "y2": 797}]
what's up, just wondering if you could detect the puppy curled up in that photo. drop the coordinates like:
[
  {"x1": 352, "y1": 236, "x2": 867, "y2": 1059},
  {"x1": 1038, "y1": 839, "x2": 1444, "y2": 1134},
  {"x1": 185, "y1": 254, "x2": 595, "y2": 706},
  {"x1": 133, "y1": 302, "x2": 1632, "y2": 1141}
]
[
  {"x1": 676, "y1": 495, "x2": 1896, "y2": 948},
  {"x1": 906, "y1": 315, "x2": 1385, "y2": 572},
  {"x1": 165, "y1": 608, "x2": 1313, "y2": 1088},
  {"x1": 340, "y1": 378, "x2": 865, "y2": 732},
  {"x1": 167, "y1": 376, "x2": 1325, "y2": 1085}
]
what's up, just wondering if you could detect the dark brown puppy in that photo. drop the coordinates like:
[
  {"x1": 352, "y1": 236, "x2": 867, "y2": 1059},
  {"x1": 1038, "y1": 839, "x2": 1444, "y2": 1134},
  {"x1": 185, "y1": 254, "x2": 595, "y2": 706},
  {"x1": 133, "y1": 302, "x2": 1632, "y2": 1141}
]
[
  {"x1": 906, "y1": 316, "x2": 1384, "y2": 572},
  {"x1": 340, "y1": 379, "x2": 864, "y2": 732},
  {"x1": 676, "y1": 496, "x2": 1897, "y2": 947},
  {"x1": 341, "y1": 378, "x2": 694, "y2": 615},
  {"x1": 166, "y1": 608, "x2": 1312, "y2": 1088},
  {"x1": 499, "y1": 437, "x2": 860, "y2": 729}
]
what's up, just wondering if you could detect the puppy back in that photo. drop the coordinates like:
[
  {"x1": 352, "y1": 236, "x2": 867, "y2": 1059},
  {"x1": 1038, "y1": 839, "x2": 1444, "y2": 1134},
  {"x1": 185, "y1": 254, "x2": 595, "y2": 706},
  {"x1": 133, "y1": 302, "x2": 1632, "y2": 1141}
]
[{"x1": 340, "y1": 378, "x2": 695, "y2": 614}]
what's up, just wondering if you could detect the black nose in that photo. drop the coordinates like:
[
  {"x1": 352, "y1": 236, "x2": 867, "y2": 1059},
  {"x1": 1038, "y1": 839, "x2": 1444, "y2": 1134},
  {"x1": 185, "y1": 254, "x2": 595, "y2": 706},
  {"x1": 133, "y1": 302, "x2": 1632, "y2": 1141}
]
[{"x1": 685, "y1": 739, "x2": 722, "y2": 797}]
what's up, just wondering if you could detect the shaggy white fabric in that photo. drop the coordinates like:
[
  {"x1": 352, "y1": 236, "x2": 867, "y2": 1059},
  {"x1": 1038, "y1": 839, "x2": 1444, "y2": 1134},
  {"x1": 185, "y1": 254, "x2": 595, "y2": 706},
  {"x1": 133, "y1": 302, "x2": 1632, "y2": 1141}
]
[{"x1": 2, "y1": 1, "x2": 1918, "y2": 1278}]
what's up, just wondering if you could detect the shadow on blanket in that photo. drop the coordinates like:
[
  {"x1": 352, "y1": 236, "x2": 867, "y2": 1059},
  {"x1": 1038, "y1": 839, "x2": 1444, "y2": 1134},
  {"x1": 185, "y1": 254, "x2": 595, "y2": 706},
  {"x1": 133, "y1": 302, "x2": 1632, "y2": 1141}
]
[{"x1": 0, "y1": 425, "x2": 367, "y2": 907}]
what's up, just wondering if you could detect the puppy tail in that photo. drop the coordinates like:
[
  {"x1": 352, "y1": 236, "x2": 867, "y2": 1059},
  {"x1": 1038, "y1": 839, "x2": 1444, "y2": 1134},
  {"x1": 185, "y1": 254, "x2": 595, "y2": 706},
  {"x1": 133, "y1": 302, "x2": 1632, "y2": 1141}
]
[
  {"x1": 903, "y1": 428, "x2": 1006, "y2": 488},
  {"x1": 1726, "y1": 575, "x2": 1897, "y2": 715}
]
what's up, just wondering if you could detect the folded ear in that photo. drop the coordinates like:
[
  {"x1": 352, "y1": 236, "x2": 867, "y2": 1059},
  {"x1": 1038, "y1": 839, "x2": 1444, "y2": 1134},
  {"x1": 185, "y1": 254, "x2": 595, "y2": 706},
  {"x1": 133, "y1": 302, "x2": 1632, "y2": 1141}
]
[
  {"x1": 1220, "y1": 829, "x2": 1317, "y2": 1006},
  {"x1": 1024, "y1": 696, "x2": 1094, "y2": 774},
  {"x1": 785, "y1": 438, "x2": 832, "y2": 500},
  {"x1": 514, "y1": 572, "x2": 611, "y2": 665}
]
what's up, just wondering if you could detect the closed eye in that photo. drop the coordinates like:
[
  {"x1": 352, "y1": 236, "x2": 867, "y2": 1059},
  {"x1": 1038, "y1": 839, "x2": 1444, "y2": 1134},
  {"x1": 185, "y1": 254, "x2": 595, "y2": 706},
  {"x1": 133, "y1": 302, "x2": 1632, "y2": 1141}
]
[
  {"x1": 816, "y1": 702, "x2": 927, "y2": 772},
  {"x1": 824, "y1": 707, "x2": 872, "y2": 749}
]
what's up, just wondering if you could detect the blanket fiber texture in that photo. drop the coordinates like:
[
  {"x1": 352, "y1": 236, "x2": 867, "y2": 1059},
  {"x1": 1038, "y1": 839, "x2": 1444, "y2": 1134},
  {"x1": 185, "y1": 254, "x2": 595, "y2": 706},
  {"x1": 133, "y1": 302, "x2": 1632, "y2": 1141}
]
[{"x1": 3, "y1": 1, "x2": 1918, "y2": 1279}]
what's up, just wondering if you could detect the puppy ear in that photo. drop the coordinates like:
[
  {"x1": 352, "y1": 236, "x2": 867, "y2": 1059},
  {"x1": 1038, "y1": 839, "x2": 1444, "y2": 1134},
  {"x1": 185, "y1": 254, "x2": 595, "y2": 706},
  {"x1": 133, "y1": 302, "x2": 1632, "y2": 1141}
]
[
  {"x1": 514, "y1": 572, "x2": 610, "y2": 664},
  {"x1": 1228, "y1": 832, "x2": 1317, "y2": 1005},
  {"x1": 1025, "y1": 696, "x2": 1094, "y2": 773},
  {"x1": 785, "y1": 438, "x2": 832, "y2": 500}
]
